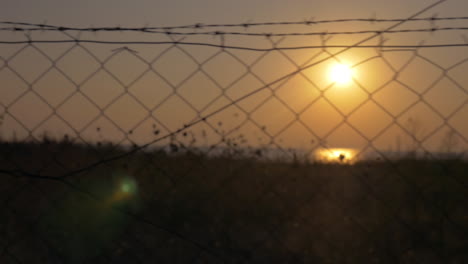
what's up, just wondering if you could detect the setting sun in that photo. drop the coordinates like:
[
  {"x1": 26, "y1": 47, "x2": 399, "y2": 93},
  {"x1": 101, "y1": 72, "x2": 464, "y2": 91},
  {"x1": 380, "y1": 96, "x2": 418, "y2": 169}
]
[
  {"x1": 329, "y1": 63, "x2": 354, "y2": 85},
  {"x1": 315, "y1": 148, "x2": 358, "y2": 163}
]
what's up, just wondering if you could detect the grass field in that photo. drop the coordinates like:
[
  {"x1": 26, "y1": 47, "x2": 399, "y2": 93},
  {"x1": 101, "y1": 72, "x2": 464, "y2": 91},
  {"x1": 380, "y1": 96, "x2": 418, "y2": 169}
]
[{"x1": 1, "y1": 138, "x2": 467, "y2": 263}]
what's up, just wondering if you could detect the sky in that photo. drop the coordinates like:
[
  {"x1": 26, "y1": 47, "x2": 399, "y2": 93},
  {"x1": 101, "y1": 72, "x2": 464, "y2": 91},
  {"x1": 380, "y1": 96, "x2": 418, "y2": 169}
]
[
  {"x1": 2, "y1": 0, "x2": 467, "y2": 27},
  {"x1": 1, "y1": 0, "x2": 467, "y2": 159}
]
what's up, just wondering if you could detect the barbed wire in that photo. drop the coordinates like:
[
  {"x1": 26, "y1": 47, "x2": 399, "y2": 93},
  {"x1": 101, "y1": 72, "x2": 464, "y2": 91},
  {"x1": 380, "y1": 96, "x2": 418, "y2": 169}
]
[
  {"x1": 1, "y1": 40, "x2": 468, "y2": 51},
  {"x1": 2, "y1": 15, "x2": 468, "y2": 31},
  {"x1": 4, "y1": 26, "x2": 468, "y2": 37}
]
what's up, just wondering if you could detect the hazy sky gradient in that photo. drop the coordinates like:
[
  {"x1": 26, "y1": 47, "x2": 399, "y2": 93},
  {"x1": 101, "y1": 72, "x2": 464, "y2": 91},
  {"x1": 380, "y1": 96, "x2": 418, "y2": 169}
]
[
  {"x1": 2, "y1": 0, "x2": 468, "y2": 27},
  {"x1": 1, "y1": 0, "x2": 467, "y2": 157}
]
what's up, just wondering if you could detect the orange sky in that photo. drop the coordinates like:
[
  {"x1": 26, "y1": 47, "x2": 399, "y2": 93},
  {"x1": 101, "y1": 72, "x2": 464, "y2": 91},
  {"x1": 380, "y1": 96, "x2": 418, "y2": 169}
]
[{"x1": 0, "y1": 0, "x2": 467, "y2": 158}]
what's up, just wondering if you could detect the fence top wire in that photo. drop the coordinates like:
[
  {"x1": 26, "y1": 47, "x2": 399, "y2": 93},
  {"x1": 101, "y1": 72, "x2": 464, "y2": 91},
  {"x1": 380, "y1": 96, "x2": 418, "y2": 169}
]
[
  {"x1": 2, "y1": 15, "x2": 468, "y2": 31},
  {"x1": 2, "y1": 16, "x2": 468, "y2": 50},
  {"x1": 4, "y1": 26, "x2": 468, "y2": 38},
  {"x1": 1, "y1": 40, "x2": 467, "y2": 51},
  {"x1": 2, "y1": 16, "x2": 468, "y2": 38}
]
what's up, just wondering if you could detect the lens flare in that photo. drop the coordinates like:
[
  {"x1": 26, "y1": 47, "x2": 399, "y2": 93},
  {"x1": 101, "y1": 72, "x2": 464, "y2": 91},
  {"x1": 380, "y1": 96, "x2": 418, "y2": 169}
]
[
  {"x1": 105, "y1": 174, "x2": 139, "y2": 205},
  {"x1": 120, "y1": 178, "x2": 137, "y2": 194}
]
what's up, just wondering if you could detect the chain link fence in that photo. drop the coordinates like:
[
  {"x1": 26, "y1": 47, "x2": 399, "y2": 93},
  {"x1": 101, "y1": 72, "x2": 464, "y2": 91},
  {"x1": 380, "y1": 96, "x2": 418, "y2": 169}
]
[{"x1": 1, "y1": 5, "x2": 467, "y2": 264}]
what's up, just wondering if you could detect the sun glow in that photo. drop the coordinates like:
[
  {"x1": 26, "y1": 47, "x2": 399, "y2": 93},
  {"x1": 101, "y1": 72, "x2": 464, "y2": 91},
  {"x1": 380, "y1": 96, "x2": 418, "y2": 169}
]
[
  {"x1": 315, "y1": 148, "x2": 358, "y2": 163},
  {"x1": 329, "y1": 63, "x2": 354, "y2": 85}
]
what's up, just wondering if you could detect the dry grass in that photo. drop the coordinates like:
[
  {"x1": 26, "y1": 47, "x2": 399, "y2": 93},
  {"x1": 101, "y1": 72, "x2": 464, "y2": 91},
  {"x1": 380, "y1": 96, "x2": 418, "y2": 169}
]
[{"x1": 0, "y1": 138, "x2": 467, "y2": 263}]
